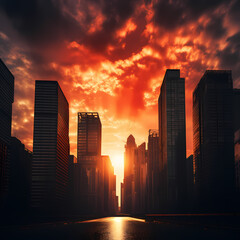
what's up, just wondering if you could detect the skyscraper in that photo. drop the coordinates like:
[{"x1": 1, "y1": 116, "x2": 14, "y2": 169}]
[
  {"x1": 158, "y1": 69, "x2": 186, "y2": 212},
  {"x1": 0, "y1": 59, "x2": 14, "y2": 206},
  {"x1": 134, "y1": 142, "x2": 147, "y2": 214},
  {"x1": 77, "y1": 112, "x2": 101, "y2": 161},
  {"x1": 123, "y1": 134, "x2": 136, "y2": 213},
  {"x1": 147, "y1": 129, "x2": 160, "y2": 213},
  {"x1": 234, "y1": 89, "x2": 240, "y2": 195},
  {"x1": 8, "y1": 137, "x2": 32, "y2": 213},
  {"x1": 102, "y1": 155, "x2": 118, "y2": 215},
  {"x1": 32, "y1": 81, "x2": 69, "y2": 211},
  {"x1": 193, "y1": 70, "x2": 235, "y2": 212},
  {"x1": 186, "y1": 155, "x2": 194, "y2": 211},
  {"x1": 68, "y1": 155, "x2": 76, "y2": 213},
  {"x1": 77, "y1": 112, "x2": 102, "y2": 214}
]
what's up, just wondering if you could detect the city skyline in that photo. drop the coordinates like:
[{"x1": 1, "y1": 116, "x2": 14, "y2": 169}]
[
  {"x1": 1, "y1": 63, "x2": 239, "y2": 205},
  {"x1": 1, "y1": 0, "x2": 240, "y2": 203},
  {"x1": 1, "y1": 1, "x2": 240, "y2": 239}
]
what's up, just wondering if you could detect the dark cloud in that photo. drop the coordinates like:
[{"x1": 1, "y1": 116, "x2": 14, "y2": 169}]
[
  {"x1": 106, "y1": 12, "x2": 149, "y2": 61},
  {"x1": 82, "y1": 0, "x2": 141, "y2": 52},
  {"x1": 0, "y1": 0, "x2": 140, "y2": 51},
  {"x1": 12, "y1": 103, "x2": 33, "y2": 145},
  {"x1": 0, "y1": 0, "x2": 82, "y2": 46},
  {"x1": 217, "y1": 31, "x2": 240, "y2": 68},
  {"x1": 228, "y1": 0, "x2": 240, "y2": 24},
  {"x1": 205, "y1": 14, "x2": 226, "y2": 39},
  {"x1": 153, "y1": 0, "x2": 230, "y2": 30},
  {"x1": 0, "y1": 36, "x2": 11, "y2": 56}
]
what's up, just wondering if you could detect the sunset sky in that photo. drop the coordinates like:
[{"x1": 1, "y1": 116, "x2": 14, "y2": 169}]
[{"x1": 1, "y1": 0, "x2": 240, "y2": 200}]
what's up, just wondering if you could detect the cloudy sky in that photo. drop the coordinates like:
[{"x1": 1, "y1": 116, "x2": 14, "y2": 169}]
[{"x1": 1, "y1": 0, "x2": 240, "y2": 199}]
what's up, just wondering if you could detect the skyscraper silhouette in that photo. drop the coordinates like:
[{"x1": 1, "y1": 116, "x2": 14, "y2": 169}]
[
  {"x1": 122, "y1": 134, "x2": 137, "y2": 214},
  {"x1": 134, "y1": 142, "x2": 147, "y2": 214},
  {"x1": 234, "y1": 89, "x2": 240, "y2": 195},
  {"x1": 158, "y1": 69, "x2": 186, "y2": 212},
  {"x1": 147, "y1": 130, "x2": 160, "y2": 213},
  {"x1": 0, "y1": 59, "x2": 14, "y2": 207},
  {"x1": 32, "y1": 81, "x2": 69, "y2": 213},
  {"x1": 77, "y1": 112, "x2": 102, "y2": 214},
  {"x1": 193, "y1": 70, "x2": 235, "y2": 212},
  {"x1": 102, "y1": 155, "x2": 118, "y2": 215},
  {"x1": 8, "y1": 137, "x2": 32, "y2": 214}
]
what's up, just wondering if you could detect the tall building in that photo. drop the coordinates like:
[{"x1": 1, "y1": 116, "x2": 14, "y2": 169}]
[
  {"x1": 158, "y1": 69, "x2": 186, "y2": 212},
  {"x1": 77, "y1": 112, "x2": 101, "y2": 162},
  {"x1": 68, "y1": 155, "x2": 76, "y2": 213},
  {"x1": 32, "y1": 81, "x2": 69, "y2": 212},
  {"x1": 0, "y1": 59, "x2": 14, "y2": 206},
  {"x1": 193, "y1": 70, "x2": 235, "y2": 212},
  {"x1": 234, "y1": 89, "x2": 240, "y2": 195},
  {"x1": 235, "y1": 130, "x2": 240, "y2": 195},
  {"x1": 77, "y1": 112, "x2": 102, "y2": 214},
  {"x1": 8, "y1": 137, "x2": 32, "y2": 213},
  {"x1": 186, "y1": 155, "x2": 194, "y2": 211},
  {"x1": 233, "y1": 89, "x2": 240, "y2": 133},
  {"x1": 102, "y1": 155, "x2": 118, "y2": 215},
  {"x1": 134, "y1": 142, "x2": 147, "y2": 214},
  {"x1": 147, "y1": 129, "x2": 160, "y2": 213},
  {"x1": 123, "y1": 134, "x2": 137, "y2": 214}
]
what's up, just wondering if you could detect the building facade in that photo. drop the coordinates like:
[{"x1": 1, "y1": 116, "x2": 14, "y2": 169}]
[
  {"x1": 147, "y1": 129, "x2": 160, "y2": 213},
  {"x1": 8, "y1": 137, "x2": 32, "y2": 213},
  {"x1": 32, "y1": 81, "x2": 69, "y2": 212},
  {"x1": 234, "y1": 89, "x2": 240, "y2": 196},
  {"x1": 235, "y1": 130, "x2": 240, "y2": 195},
  {"x1": 186, "y1": 154, "x2": 194, "y2": 211},
  {"x1": 102, "y1": 155, "x2": 118, "y2": 215},
  {"x1": 123, "y1": 135, "x2": 137, "y2": 214},
  {"x1": 158, "y1": 69, "x2": 186, "y2": 212},
  {"x1": 0, "y1": 59, "x2": 14, "y2": 207},
  {"x1": 77, "y1": 112, "x2": 102, "y2": 214},
  {"x1": 134, "y1": 142, "x2": 147, "y2": 214},
  {"x1": 193, "y1": 70, "x2": 235, "y2": 212}
]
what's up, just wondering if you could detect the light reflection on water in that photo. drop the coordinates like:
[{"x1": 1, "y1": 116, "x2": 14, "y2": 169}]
[{"x1": 81, "y1": 217, "x2": 145, "y2": 240}]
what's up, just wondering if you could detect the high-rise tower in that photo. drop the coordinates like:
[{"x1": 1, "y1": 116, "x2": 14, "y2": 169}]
[
  {"x1": 158, "y1": 69, "x2": 186, "y2": 212},
  {"x1": 0, "y1": 59, "x2": 14, "y2": 205},
  {"x1": 32, "y1": 81, "x2": 69, "y2": 211},
  {"x1": 123, "y1": 134, "x2": 137, "y2": 213},
  {"x1": 147, "y1": 130, "x2": 160, "y2": 213},
  {"x1": 77, "y1": 112, "x2": 101, "y2": 162},
  {"x1": 193, "y1": 70, "x2": 235, "y2": 212},
  {"x1": 77, "y1": 112, "x2": 102, "y2": 214}
]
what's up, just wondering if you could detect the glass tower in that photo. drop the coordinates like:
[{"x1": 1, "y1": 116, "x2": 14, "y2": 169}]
[
  {"x1": 0, "y1": 59, "x2": 14, "y2": 203},
  {"x1": 77, "y1": 112, "x2": 102, "y2": 214},
  {"x1": 158, "y1": 69, "x2": 186, "y2": 212},
  {"x1": 32, "y1": 81, "x2": 69, "y2": 210},
  {"x1": 193, "y1": 70, "x2": 235, "y2": 212}
]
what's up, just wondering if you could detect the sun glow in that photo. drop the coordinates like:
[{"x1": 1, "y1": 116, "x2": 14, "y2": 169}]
[
  {"x1": 110, "y1": 153, "x2": 124, "y2": 174},
  {"x1": 108, "y1": 152, "x2": 124, "y2": 206}
]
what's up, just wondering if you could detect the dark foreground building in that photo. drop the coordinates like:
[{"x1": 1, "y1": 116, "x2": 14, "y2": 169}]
[
  {"x1": 68, "y1": 155, "x2": 76, "y2": 213},
  {"x1": 0, "y1": 59, "x2": 14, "y2": 208},
  {"x1": 147, "y1": 130, "x2": 160, "y2": 213},
  {"x1": 158, "y1": 69, "x2": 187, "y2": 212},
  {"x1": 32, "y1": 81, "x2": 69, "y2": 213},
  {"x1": 8, "y1": 137, "x2": 32, "y2": 214},
  {"x1": 193, "y1": 70, "x2": 235, "y2": 212},
  {"x1": 134, "y1": 142, "x2": 147, "y2": 215},
  {"x1": 234, "y1": 89, "x2": 240, "y2": 197}
]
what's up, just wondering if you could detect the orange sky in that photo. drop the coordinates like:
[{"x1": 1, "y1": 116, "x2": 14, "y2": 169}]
[{"x1": 1, "y1": 0, "x2": 240, "y2": 201}]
